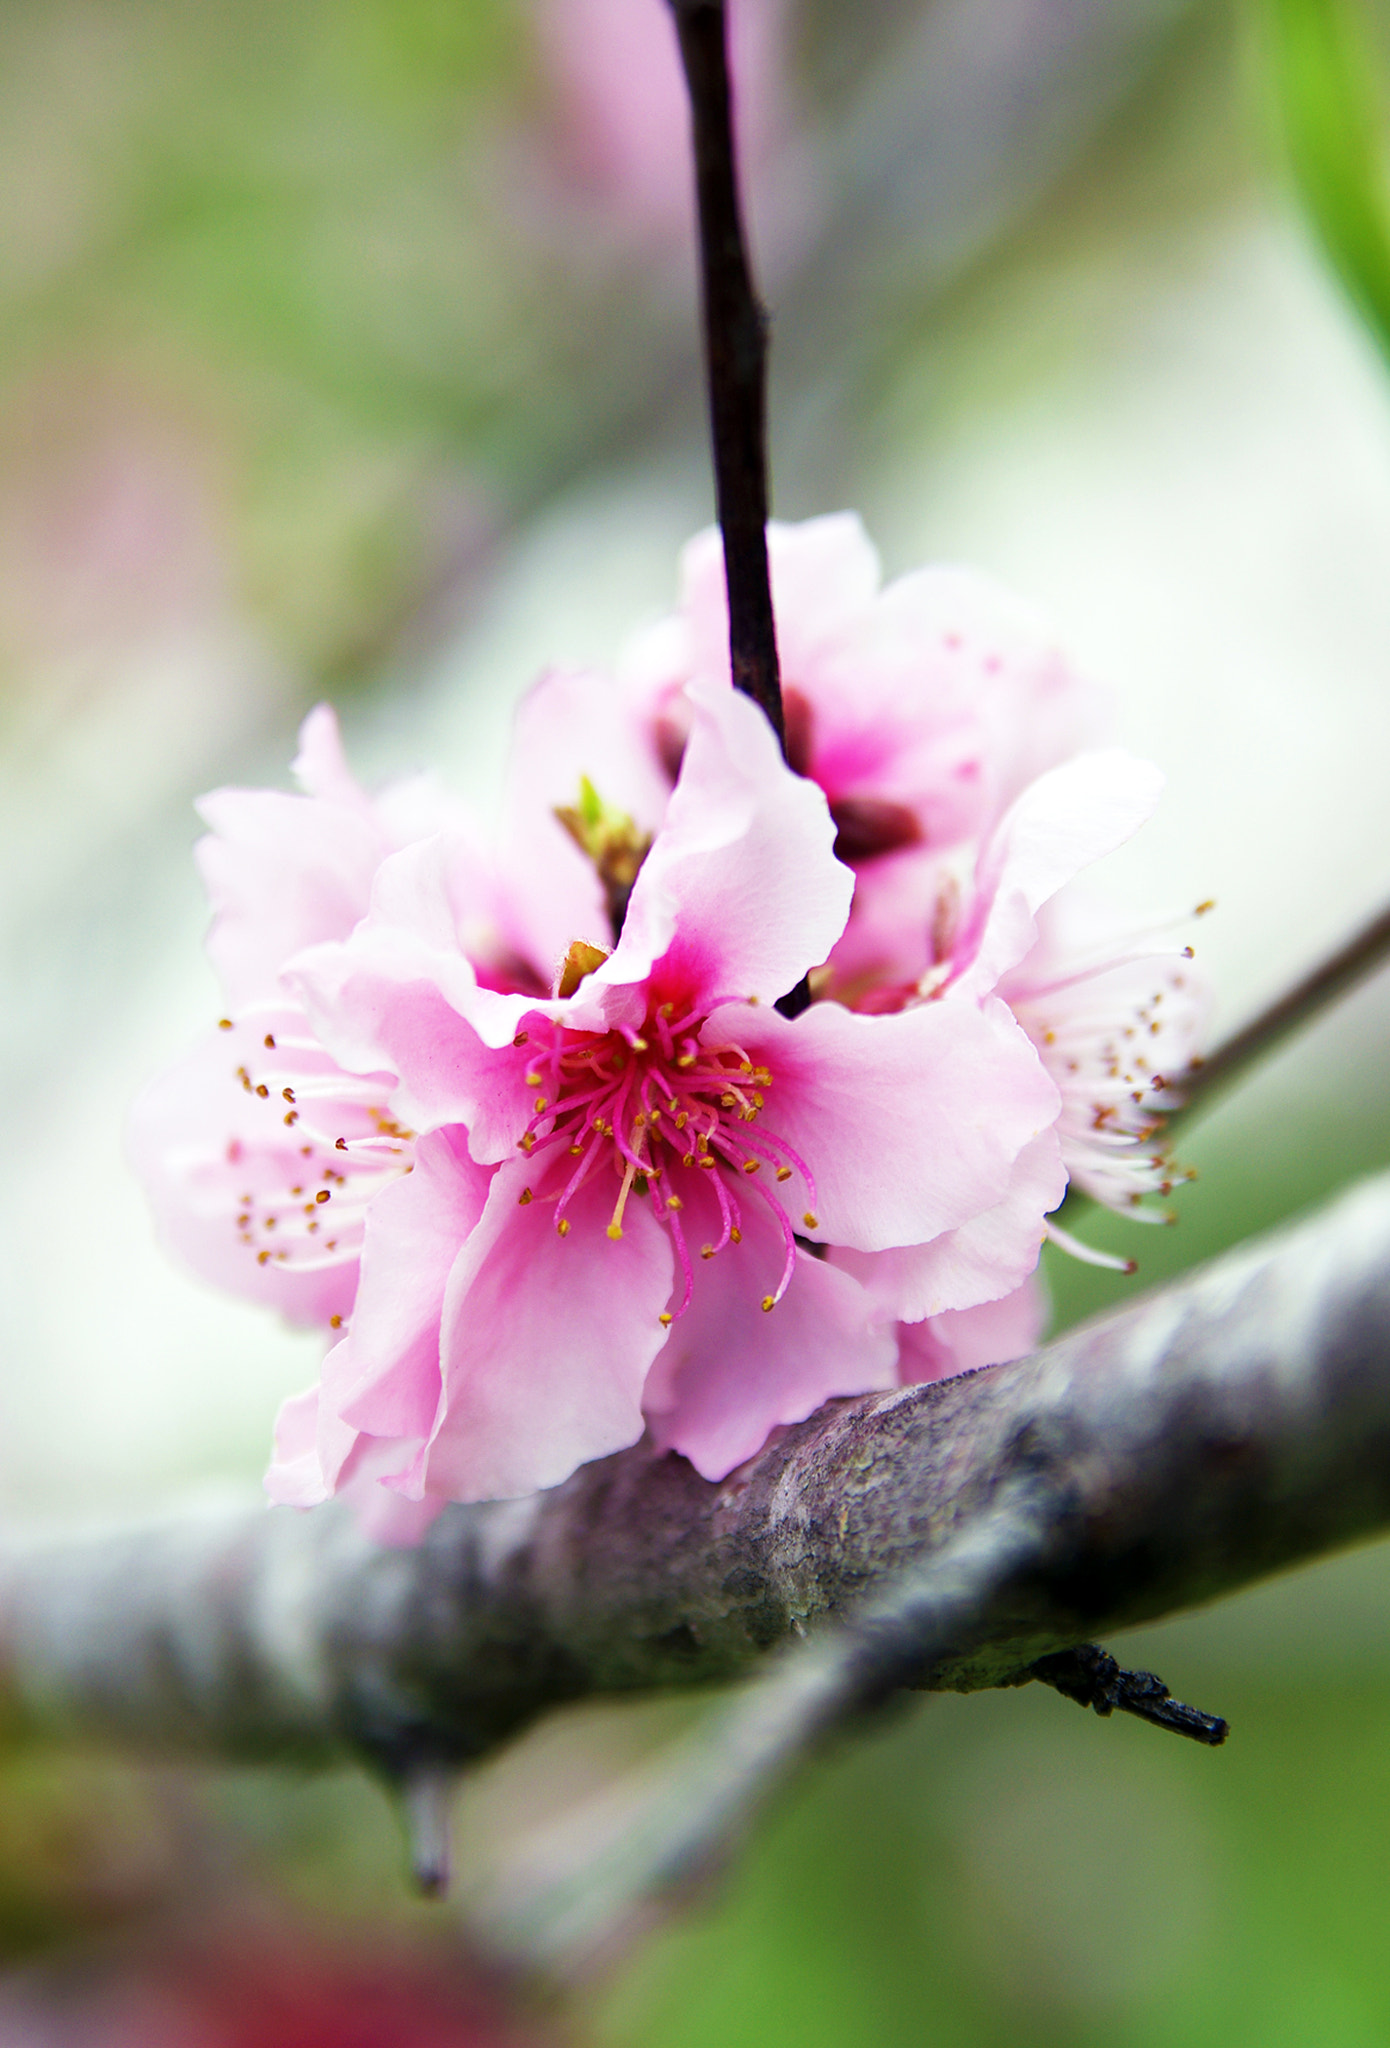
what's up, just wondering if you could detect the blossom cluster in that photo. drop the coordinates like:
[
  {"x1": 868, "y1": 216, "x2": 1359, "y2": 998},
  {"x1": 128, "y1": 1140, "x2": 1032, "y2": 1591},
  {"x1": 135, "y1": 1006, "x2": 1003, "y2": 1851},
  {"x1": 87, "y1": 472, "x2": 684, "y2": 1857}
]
[{"x1": 132, "y1": 516, "x2": 1206, "y2": 1537}]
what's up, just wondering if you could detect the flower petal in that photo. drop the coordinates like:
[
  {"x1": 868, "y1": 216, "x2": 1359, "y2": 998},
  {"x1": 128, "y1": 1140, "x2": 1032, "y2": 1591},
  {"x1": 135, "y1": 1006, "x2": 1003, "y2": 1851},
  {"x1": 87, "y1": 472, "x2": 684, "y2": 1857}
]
[
  {"x1": 502, "y1": 663, "x2": 673, "y2": 971},
  {"x1": 719, "y1": 993, "x2": 1060, "y2": 1253},
  {"x1": 642, "y1": 1178, "x2": 896, "y2": 1480},
  {"x1": 410, "y1": 1159, "x2": 674, "y2": 1502},
  {"x1": 896, "y1": 1273, "x2": 1047, "y2": 1386},
  {"x1": 676, "y1": 514, "x2": 883, "y2": 685},
  {"x1": 951, "y1": 751, "x2": 1165, "y2": 999},
  {"x1": 289, "y1": 836, "x2": 543, "y2": 1146},
  {"x1": 829, "y1": 1129, "x2": 1064, "y2": 1320},
  {"x1": 594, "y1": 680, "x2": 851, "y2": 1015},
  {"x1": 126, "y1": 1010, "x2": 364, "y2": 1329},
  {"x1": 336, "y1": 1127, "x2": 492, "y2": 1439}
]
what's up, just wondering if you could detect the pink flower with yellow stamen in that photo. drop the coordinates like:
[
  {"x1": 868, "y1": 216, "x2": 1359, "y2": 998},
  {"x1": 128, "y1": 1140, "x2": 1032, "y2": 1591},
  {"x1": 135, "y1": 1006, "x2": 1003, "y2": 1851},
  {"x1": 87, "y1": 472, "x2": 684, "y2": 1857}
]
[{"x1": 271, "y1": 682, "x2": 1061, "y2": 1504}]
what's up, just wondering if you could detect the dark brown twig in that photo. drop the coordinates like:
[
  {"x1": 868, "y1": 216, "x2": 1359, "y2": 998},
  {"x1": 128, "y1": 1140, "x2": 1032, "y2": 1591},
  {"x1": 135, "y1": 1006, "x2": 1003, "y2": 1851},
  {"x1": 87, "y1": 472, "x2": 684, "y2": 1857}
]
[
  {"x1": 1028, "y1": 1644, "x2": 1227, "y2": 1745},
  {"x1": 668, "y1": 0, "x2": 812, "y2": 1017},
  {"x1": 1174, "y1": 898, "x2": 1390, "y2": 1122},
  {"x1": 668, "y1": 0, "x2": 783, "y2": 748}
]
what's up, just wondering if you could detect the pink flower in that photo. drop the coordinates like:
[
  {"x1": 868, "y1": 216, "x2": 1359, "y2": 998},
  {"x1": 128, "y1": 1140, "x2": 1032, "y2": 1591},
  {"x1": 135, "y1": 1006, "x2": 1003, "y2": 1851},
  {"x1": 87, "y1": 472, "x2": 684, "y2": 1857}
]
[
  {"x1": 130, "y1": 712, "x2": 439, "y2": 1325},
  {"x1": 509, "y1": 514, "x2": 1110, "y2": 1001},
  {"x1": 828, "y1": 751, "x2": 1207, "y2": 1325},
  {"x1": 270, "y1": 683, "x2": 1061, "y2": 1504}
]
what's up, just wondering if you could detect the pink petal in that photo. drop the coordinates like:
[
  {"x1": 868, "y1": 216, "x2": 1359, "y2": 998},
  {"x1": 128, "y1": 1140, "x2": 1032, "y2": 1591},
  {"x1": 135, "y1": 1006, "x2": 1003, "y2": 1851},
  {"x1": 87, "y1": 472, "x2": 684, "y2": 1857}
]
[
  {"x1": 716, "y1": 993, "x2": 1060, "y2": 1252},
  {"x1": 952, "y1": 751, "x2": 1165, "y2": 999},
  {"x1": 597, "y1": 680, "x2": 851, "y2": 1015},
  {"x1": 336, "y1": 1128, "x2": 492, "y2": 1439},
  {"x1": 502, "y1": 663, "x2": 671, "y2": 972},
  {"x1": 264, "y1": 1383, "x2": 333, "y2": 1507},
  {"x1": 127, "y1": 1012, "x2": 363, "y2": 1329},
  {"x1": 290, "y1": 703, "x2": 374, "y2": 811},
  {"x1": 829, "y1": 1129, "x2": 1065, "y2": 1320},
  {"x1": 410, "y1": 1159, "x2": 674, "y2": 1502},
  {"x1": 678, "y1": 515, "x2": 882, "y2": 685},
  {"x1": 289, "y1": 836, "x2": 541, "y2": 1146},
  {"x1": 896, "y1": 1273, "x2": 1047, "y2": 1386},
  {"x1": 642, "y1": 1177, "x2": 896, "y2": 1480},
  {"x1": 196, "y1": 788, "x2": 386, "y2": 1011}
]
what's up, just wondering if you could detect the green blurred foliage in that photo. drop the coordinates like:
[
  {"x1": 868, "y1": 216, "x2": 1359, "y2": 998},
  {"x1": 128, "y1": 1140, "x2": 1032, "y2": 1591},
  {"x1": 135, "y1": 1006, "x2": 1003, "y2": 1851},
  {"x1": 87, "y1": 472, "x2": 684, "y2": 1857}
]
[{"x1": 1258, "y1": 0, "x2": 1390, "y2": 358}]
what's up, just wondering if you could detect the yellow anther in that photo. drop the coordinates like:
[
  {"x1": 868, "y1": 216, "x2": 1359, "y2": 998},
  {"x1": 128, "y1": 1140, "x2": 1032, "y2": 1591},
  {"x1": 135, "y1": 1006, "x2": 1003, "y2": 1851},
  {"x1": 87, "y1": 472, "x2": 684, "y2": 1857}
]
[
  {"x1": 557, "y1": 1218, "x2": 570, "y2": 1237},
  {"x1": 665, "y1": 1194, "x2": 683, "y2": 1211},
  {"x1": 761, "y1": 1295, "x2": 776, "y2": 1313},
  {"x1": 721, "y1": 1093, "x2": 736, "y2": 1107},
  {"x1": 518, "y1": 1188, "x2": 533, "y2": 1205},
  {"x1": 607, "y1": 1222, "x2": 624, "y2": 1241},
  {"x1": 282, "y1": 1087, "x2": 295, "y2": 1103},
  {"x1": 518, "y1": 1133, "x2": 535, "y2": 1153},
  {"x1": 659, "y1": 1311, "x2": 673, "y2": 1326},
  {"x1": 802, "y1": 1211, "x2": 818, "y2": 1229},
  {"x1": 677, "y1": 1053, "x2": 696, "y2": 1069},
  {"x1": 263, "y1": 1033, "x2": 276, "y2": 1048},
  {"x1": 513, "y1": 1030, "x2": 529, "y2": 1047},
  {"x1": 742, "y1": 1159, "x2": 760, "y2": 1175},
  {"x1": 330, "y1": 1315, "x2": 342, "y2": 1329},
  {"x1": 315, "y1": 1189, "x2": 331, "y2": 1205},
  {"x1": 701, "y1": 1244, "x2": 715, "y2": 1260},
  {"x1": 775, "y1": 1166, "x2": 792, "y2": 1182},
  {"x1": 631, "y1": 1036, "x2": 649, "y2": 1052},
  {"x1": 675, "y1": 1110, "x2": 689, "y2": 1129},
  {"x1": 524, "y1": 1071, "x2": 542, "y2": 1087},
  {"x1": 218, "y1": 1018, "x2": 233, "y2": 1030},
  {"x1": 729, "y1": 1226, "x2": 742, "y2": 1244}
]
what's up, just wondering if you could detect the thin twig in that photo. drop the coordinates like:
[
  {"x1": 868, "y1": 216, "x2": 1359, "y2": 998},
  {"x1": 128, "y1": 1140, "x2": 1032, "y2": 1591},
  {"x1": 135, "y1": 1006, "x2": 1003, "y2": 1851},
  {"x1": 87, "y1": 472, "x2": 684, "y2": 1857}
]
[
  {"x1": 669, "y1": 0, "x2": 812, "y2": 1016},
  {"x1": 1174, "y1": 898, "x2": 1390, "y2": 1122},
  {"x1": 1027, "y1": 1644, "x2": 1227, "y2": 1745},
  {"x1": 669, "y1": 0, "x2": 783, "y2": 748}
]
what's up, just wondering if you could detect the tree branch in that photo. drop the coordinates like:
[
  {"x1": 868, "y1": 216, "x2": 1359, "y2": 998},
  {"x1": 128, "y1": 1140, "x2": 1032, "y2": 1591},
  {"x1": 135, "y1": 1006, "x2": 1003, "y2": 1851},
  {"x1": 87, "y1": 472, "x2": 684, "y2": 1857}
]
[
  {"x1": 5, "y1": 1169, "x2": 1390, "y2": 1795},
  {"x1": 1175, "y1": 897, "x2": 1390, "y2": 1120},
  {"x1": 669, "y1": 0, "x2": 783, "y2": 747}
]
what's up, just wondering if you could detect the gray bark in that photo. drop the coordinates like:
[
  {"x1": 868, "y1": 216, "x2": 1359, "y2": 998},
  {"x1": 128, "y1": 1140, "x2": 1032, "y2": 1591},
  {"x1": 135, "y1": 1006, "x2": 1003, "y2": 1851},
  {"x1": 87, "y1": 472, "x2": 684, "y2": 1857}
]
[{"x1": 4, "y1": 1169, "x2": 1390, "y2": 1788}]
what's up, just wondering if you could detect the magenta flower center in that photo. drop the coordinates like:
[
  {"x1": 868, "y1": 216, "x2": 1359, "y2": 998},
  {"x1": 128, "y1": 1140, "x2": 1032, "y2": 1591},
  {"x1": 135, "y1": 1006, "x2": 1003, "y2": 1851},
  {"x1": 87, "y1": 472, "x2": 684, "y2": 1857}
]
[{"x1": 513, "y1": 1001, "x2": 818, "y2": 1320}]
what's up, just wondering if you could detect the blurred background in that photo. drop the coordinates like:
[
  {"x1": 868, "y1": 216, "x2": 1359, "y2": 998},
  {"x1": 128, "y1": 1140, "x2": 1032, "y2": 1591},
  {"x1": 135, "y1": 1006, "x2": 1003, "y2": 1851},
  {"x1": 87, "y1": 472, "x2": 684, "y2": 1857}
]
[{"x1": 3, "y1": 0, "x2": 1390, "y2": 2039}]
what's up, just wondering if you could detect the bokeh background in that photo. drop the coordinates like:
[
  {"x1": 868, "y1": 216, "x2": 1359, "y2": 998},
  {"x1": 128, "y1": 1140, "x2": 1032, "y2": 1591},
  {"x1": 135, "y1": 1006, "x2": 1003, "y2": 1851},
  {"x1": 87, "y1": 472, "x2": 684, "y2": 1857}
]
[{"x1": 3, "y1": 0, "x2": 1390, "y2": 2040}]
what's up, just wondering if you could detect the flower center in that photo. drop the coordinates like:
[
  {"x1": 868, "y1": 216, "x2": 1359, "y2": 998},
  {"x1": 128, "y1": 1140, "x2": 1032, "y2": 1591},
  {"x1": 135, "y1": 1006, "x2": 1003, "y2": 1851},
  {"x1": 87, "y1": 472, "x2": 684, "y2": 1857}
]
[
  {"x1": 220, "y1": 1005, "x2": 413, "y2": 1308},
  {"x1": 511, "y1": 1001, "x2": 817, "y2": 1322}
]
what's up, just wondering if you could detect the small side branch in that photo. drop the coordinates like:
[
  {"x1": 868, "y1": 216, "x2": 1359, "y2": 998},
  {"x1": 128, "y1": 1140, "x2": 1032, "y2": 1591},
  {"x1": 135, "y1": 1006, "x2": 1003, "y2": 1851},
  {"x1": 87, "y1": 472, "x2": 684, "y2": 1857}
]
[
  {"x1": 1177, "y1": 897, "x2": 1390, "y2": 1121},
  {"x1": 669, "y1": 0, "x2": 784, "y2": 748},
  {"x1": 1028, "y1": 1644, "x2": 1228, "y2": 1745}
]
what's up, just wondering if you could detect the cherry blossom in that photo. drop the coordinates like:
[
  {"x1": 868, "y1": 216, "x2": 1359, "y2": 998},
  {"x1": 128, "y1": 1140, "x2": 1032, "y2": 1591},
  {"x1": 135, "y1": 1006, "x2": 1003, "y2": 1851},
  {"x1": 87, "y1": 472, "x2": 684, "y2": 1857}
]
[
  {"x1": 131, "y1": 548, "x2": 1205, "y2": 1532},
  {"x1": 506, "y1": 513, "x2": 1109, "y2": 1000},
  {"x1": 270, "y1": 682, "x2": 1060, "y2": 1504}
]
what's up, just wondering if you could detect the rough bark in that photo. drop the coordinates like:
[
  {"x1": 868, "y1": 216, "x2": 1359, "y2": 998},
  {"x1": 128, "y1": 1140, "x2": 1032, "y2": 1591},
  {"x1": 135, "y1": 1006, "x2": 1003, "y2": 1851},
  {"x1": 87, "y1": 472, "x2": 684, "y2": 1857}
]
[{"x1": 3, "y1": 1169, "x2": 1390, "y2": 1786}]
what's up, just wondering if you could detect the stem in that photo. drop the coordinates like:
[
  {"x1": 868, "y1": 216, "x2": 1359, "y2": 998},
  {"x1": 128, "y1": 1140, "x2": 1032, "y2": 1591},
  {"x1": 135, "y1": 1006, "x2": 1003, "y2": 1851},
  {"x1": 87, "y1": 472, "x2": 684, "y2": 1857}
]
[
  {"x1": 669, "y1": 0, "x2": 783, "y2": 747},
  {"x1": 1176, "y1": 898, "x2": 1390, "y2": 1121}
]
